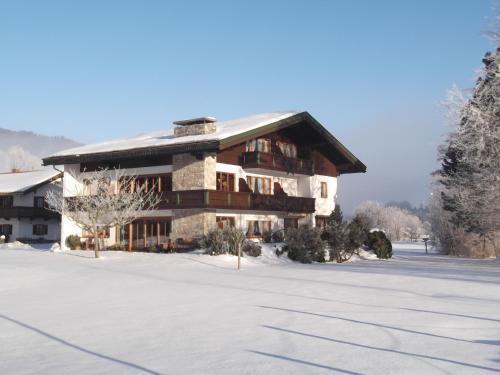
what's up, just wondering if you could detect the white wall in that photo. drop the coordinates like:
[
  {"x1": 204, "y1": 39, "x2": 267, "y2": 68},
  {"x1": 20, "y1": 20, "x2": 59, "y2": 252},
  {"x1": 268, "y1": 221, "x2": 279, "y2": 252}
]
[
  {"x1": 0, "y1": 218, "x2": 60, "y2": 242},
  {"x1": 61, "y1": 163, "x2": 174, "y2": 249}
]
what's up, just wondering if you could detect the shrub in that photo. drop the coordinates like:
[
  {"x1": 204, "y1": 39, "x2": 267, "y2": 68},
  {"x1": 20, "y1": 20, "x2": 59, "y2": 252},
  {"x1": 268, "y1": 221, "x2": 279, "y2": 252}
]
[
  {"x1": 325, "y1": 205, "x2": 366, "y2": 263},
  {"x1": 201, "y1": 229, "x2": 227, "y2": 255},
  {"x1": 271, "y1": 230, "x2": 285, "y2": 243},
  {"x1": 243, "y1": 241, "x2": 262, "y2": 257},
  {"x1": 262, "y1": 231, "x2": 273, "y2": 243},
  {"x1": 365, "y1": 230, "x2": 392, "y2": 259},
  {"x1": 224, "y1": 227, "x2": 246, "y2": 256},
  {"x1": 284, "y1": 226, "x2": 326, "y2": 263},
  {"x1": 65, "y1": 234, "x2": 81, "y2": 250},
  {"x1": 107, "y1": 243, "x2": 126, "y2": 251}
]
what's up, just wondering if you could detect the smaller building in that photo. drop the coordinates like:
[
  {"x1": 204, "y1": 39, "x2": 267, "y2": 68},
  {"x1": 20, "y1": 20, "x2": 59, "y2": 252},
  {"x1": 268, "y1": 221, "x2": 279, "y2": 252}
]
[{"x1": 0, "y1": 169, "x2": 62, "y2": 243}]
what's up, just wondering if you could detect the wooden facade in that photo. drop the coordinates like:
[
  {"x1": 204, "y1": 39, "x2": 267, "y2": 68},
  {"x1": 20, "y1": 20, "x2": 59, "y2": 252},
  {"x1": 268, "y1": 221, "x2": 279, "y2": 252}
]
[{"x1": 217, "y1": 125, "x2": 340, "y2": 177}]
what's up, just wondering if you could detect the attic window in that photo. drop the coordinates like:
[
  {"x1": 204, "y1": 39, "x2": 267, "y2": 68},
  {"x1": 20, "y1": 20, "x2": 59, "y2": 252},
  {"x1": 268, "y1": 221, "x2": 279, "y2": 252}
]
[
  {"x1": 246, "y1": 139, "x2": 271, "y2": 153},
  {"x1": 0, "y1": 196, "x2": 13, "y2": 208},
  {"x1": 277, "y1": 141, "x2": 297, "y2": 158}
]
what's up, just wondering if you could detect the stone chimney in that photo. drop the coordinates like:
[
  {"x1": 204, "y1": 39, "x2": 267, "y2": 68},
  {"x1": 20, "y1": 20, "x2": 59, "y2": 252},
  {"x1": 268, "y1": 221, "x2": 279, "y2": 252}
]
[{"x1": 173, "y1": 116, "x2": 217, "y2": 137}]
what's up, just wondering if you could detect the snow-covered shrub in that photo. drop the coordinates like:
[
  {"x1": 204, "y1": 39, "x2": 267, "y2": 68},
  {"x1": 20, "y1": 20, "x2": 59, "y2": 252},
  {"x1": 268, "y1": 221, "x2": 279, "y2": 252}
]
[
  {"x1": 107, "y1": 243, "x2": 125, "y2": 251},
  {"x1": 65, "y1": 235, "x2": 81, "y2": 250},
  {"x1": 201, "y1": 229, "x2": 227, "y2": 255},
  {"x1": 224, "y1": 227, "x2": 246, "y2": 256},
  {"x1": 243, "y1": 241, "x2": 261, "y2": 257},
  {"x1": 365, "y1": 231, "x2": 392, "y2": 259},
  {"x1": 271, "y1": 230, "x2": 285, "y2": 243},
  {"x1": 324, "y1": 205, "x2": 364, "y2": 263},
  {"x1": 284, "y1": 226, "x2": 326, "y2": 263},
  {"x1": 261, "y1": 231, "x2": 272, "y2": 243}
]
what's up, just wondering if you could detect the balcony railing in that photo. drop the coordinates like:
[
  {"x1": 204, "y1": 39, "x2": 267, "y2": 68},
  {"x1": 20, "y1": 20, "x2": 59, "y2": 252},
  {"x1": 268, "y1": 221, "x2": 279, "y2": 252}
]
[
  {"x1": 242, "y1": 151, "x2": 314, "y2": 175},
  {"x1": 158, "y1": 190, "x2": 315, "y2": 213},
  {"x1": 0, "y1": 207, "x2": 60, "y2": 219}
]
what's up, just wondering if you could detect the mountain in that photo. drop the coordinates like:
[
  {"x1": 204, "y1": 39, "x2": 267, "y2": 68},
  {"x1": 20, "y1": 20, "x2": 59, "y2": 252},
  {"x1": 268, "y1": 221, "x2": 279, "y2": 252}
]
[{"x1": 0, "y1": 128, "x2": 82, "y2": 172}]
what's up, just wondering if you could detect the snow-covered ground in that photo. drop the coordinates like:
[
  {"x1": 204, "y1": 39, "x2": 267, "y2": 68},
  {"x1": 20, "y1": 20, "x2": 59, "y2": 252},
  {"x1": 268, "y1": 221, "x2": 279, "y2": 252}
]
[{"x1": 1, "y1": 242, "x2": 499, "y2": 374}]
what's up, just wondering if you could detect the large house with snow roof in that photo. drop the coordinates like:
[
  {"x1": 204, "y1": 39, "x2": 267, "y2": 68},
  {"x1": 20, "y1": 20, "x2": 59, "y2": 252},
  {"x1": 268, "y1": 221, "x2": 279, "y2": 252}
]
[
  {"x1": 0, "y1": 169, "x2": 62, "y2": 242},
  {"x1": 43, "y1": 111, "x2": 366, "y2": 251}
]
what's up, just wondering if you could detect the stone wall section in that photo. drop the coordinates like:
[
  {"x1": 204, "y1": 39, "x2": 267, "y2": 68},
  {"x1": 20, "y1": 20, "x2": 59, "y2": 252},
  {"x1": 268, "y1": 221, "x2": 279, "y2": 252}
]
[
  {"x1": 174, "y1": 123, "x2": 216, "y2": 137},
  {"x1": 172, "y1": 152, "x2": 216, "y2": 191},
  {"x1": 171, "y1": 209, "x2": 216, "y2": 241},
  {"x1": 171, "y1": 152, "x2": 217, "y2": 240}
]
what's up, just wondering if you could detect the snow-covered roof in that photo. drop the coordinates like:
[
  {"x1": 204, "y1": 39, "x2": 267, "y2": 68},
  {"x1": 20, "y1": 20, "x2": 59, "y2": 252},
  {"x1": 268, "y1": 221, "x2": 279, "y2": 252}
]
[
  {"x1": 48, "y1": 111, "x2": 299, "y2": 159},
  {"x1": 0, "y1": 168, "x2": 61, "y2": 194}
]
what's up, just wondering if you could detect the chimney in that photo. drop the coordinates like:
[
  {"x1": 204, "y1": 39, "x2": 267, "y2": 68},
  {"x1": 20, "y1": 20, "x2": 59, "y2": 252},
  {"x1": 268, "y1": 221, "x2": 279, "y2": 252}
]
[{"x1": 173, "y1": 116, "x2": 217, "y2": 137}]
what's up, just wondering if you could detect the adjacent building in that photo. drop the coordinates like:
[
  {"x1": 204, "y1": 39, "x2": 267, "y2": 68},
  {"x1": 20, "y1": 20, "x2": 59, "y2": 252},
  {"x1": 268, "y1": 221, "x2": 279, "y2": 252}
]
[
  {"x1": 43, "y1": 111, "x2": 366, "y2": 251},
  {"x1": 0, "y1": 169, "x2": 62, "y2": 242}
]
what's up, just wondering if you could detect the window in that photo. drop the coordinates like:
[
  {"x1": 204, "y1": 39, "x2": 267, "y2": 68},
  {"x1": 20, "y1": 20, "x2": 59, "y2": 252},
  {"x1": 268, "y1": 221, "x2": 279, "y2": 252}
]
[
  {"x1": 246, "y1": 138, "x2": 271, "y2": 153},
  {"x1": 160, "y1": 174, "x2": 172, "y2": 192},
  {"x1": 33, "y1": 224, "x2": 48, "y2": 236},
  {"x1": 284, "y1": 218, "x2": 299, "y2": 229},
  {"x1": 276, "y1": 141, "x2": 297, "y2": 158},
  {"x1": 247, "y1": 176, "x2": 272, "y2": 195},
  {"x1": 216, "y1": 216, "x2": 235, "y2": 229},
  {"x1": 216, "y1": 172, "x2": 235, "y2": 192},
  {"x1": 0, "y1": 195, "x2": 13, "y2": 208},
  {"x1": 320, "y1": 182, "x2": 328, "y2": 198},
  {"x1": 127, "y1": 174, "x2": 172, "y2": 193},
  {"x1": 246, "y1": 220, "x2": 271, "y2": 237},
  {"x1": 83, "y1": 179, "x2": 92, "y2": 196},
  {"x1": 34, "y1": 196, "x2": 45, "y2": 208},
  {"x1": 82, "y1": 227, "x2": 110, "y2": 238},
  {"x1": 0, "y1": 224, "x2": 12, "y2": 235},
  {"x1": 315, "y1": 216, "x2": 328, "y2": 231}
]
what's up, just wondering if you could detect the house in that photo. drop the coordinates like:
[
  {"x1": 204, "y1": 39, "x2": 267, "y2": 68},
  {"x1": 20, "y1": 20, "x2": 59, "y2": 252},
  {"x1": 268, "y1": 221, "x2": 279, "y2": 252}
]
[
  {"x1": 42, "y1": 111, "x2": 366, "y2": 251},
  {"x1": 0, "y1": 169, "x2": 62, "y2": 243}
]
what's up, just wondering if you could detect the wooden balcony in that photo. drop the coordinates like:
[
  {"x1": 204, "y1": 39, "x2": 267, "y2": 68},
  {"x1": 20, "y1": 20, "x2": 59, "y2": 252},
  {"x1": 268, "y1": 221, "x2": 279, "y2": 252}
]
[
  {"x1": 242, "y1": 151, "x2": 314, "y2": 175},
  {"x1": 0, "y1": 207, "x2": 60, "y2": 219},
  {"x1": 158, "y1": 190, "x2": 315, "y2": 213}
]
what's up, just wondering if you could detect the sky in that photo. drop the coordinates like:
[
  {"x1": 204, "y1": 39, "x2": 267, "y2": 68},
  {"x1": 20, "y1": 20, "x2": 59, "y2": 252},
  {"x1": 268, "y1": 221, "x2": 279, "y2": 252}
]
[{"x1": 0, "y1": 0, "x2": 496, "y2": 213}]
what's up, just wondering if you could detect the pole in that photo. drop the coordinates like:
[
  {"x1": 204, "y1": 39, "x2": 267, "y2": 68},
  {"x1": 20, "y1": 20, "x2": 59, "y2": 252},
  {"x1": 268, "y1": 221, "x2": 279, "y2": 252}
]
[{"x1": 237, "y1": 244, "x2": 241, "y2": 270}]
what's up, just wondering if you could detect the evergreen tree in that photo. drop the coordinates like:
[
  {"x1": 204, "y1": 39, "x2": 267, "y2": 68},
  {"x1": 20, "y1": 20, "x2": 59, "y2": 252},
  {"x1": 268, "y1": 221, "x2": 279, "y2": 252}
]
[{"x1": 439, "y1": 47, "x2": 500, "y2": 256}]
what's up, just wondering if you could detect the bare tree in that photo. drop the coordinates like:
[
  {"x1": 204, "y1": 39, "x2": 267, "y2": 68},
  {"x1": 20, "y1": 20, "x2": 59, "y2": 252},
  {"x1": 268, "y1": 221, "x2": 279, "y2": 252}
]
[
  {"x1": 45, "y1": 168, "x2": 161, "y2": 258},
  {"x1": 224, "y1": 226, "x2": 246, "y2": 270},
  {"x1": 355, "y1": 200, "x2": 425, "y2": 242},
  {"x1": 7, "y1": 146, "x2": 40, "y2": 172}
]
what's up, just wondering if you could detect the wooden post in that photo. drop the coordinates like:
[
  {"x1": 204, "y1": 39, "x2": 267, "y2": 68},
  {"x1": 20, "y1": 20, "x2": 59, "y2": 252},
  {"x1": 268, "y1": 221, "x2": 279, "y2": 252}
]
[
  {"x1": 157, "y1": 221, "x2": 160, "y2": 248},
  {"x1": 237, "y1": 243, "x2": 241, "y2": 270},
  {"x1": 128, "y1": 223, "x2": 133, "y2": 251}
]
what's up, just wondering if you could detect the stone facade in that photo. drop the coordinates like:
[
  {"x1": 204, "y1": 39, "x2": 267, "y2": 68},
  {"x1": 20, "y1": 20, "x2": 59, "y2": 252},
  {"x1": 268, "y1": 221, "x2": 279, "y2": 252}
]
[
  {"x1": 174, "y1": 123, "x2": 216, "y2": 137},
  {"x1": 172, "y1": 152, "x2": 216, "y2": 191},
  {"x1": 171, "y1": 152, "x2": 217, "y2": 240},
  {"x1": 171, "y1": 209, "x2": 216, "y2": 241}
]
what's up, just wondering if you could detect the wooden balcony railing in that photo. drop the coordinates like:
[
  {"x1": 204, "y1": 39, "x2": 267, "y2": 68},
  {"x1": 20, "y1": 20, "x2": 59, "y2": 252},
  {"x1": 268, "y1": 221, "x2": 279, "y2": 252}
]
[
  {"x1": 0, "y1": 207, "x2": 60, "y2": 219},
  {"x1": 158, "y1": 190, "x2": 315, "y2": 213},
  {"x1": 242, "y1": 151, "x2": 314, "y2": 175}
]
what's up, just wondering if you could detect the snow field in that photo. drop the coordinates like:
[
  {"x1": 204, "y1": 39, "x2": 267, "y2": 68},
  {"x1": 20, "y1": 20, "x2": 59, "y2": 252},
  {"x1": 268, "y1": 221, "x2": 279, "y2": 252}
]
[{"x1": 0, "y1": 242, "x2": 499, "y2": 374}]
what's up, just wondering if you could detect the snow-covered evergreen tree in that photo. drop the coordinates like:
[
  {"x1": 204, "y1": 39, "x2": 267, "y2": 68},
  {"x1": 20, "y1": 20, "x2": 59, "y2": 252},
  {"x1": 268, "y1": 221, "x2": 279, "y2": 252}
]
[{"x1": 438, "y1": 47, "x2": 500, "y2": 256}]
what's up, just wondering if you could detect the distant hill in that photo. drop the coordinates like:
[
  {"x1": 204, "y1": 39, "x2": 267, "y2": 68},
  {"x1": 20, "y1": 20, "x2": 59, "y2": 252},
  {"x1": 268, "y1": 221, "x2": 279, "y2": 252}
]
[{"x1": 0, "y1": 128, "x2": 82, "y2": 172}]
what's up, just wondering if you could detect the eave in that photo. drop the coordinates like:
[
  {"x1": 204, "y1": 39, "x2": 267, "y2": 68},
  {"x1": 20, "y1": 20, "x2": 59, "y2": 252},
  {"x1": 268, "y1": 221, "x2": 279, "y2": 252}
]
[{"x1": 42, "y1": 141, "x2": 220, "y2": 166}]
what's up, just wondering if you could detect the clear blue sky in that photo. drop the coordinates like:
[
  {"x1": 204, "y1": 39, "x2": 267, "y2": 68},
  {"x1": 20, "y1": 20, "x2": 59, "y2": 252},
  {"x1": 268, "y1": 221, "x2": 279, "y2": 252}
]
[{"x1": 0, "y1": 0, "x2": 496, "y2": 212}]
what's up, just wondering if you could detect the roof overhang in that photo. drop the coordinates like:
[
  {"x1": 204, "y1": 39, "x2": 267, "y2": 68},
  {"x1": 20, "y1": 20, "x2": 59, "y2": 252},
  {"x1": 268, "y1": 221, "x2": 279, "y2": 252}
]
[
  {"x1": 220, "y1": 112, "x2": 366, "y2": 174},
  {"x1": 42, "y1": 111, "x2": 366, "y2": 174},
  {"x1": 42, "y1": 140, "x2": 219, "y2": 166}
]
